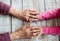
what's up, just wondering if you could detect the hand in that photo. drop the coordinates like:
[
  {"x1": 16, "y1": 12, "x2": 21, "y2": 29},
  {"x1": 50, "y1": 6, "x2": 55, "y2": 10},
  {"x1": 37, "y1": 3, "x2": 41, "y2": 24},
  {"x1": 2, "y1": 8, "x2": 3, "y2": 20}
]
[
  {"x1": 16, "y1": 25, "x2": 41, "y2": 39},
  {"x1": 10, "y1": 25, "x2": 42, "y2": 40},
  {"x1": 9, "y1": 7, "x2": 39, "y2": 22},
  {"x1": 30, "y1": 26, "x2": 42, "y2": 38}
]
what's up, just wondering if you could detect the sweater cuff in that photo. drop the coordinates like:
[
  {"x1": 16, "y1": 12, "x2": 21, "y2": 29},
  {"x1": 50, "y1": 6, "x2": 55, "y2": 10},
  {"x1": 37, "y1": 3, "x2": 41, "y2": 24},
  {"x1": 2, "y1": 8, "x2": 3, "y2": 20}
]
[
  {"x1": 39, "y1": 13, "x2": 45, "y2": 21},
  {"x1": 0, "y1": 2, "x2": 11, "y2": 15},
  {"x1": 2, "y1": 32, "x2": 11, "y2": 41},
  {"x1": 42, "y1": 26, "x2": 60, "y2": 35},
  {"x1": 42, "y1": 27, "x2": 49, "y2": 35}
]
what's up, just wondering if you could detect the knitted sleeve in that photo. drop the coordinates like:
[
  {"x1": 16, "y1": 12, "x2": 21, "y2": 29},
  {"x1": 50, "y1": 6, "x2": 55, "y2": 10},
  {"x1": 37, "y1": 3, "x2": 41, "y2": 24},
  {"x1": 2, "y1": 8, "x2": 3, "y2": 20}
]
[
  {"x1": 39, "y1": 8, "x2": 60, "y2": 20},
  {"x1": 0, "y1": 1, "x2": 11, "y2": 15},
  {"x1": 42, "y1": 26, "x2": 60, "y2": 35},
  {"x1": 0, "y1": 32, "x2": 11, "y2": 41}
]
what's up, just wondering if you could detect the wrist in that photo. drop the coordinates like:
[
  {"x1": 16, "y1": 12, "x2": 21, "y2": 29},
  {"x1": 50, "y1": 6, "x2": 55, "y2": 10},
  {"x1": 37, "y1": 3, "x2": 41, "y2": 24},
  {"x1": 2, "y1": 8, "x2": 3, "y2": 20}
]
[
  {"x1": 9, "y1": 7, "x2": 17, "y2": 15},
  {"x1": 9, "y1": 7, "x2": 23, "y2": 19},
  {"x1": 10, "y1": 32, "x2": 18, "y2": 40},
  {"x1": 16, "y1": 29, "x2": 24, "y2": 39},
  {"x1": 10, "y1": 31, "x2": 23, "y2": 40}
]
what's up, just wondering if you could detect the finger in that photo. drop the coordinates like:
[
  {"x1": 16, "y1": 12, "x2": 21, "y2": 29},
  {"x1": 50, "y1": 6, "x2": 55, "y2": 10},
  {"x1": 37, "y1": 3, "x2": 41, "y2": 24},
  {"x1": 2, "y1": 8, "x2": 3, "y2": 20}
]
[
  {"x1": 28, "y1": 15, "x2": 39, "y2": 19},
  {"x1": 29, "y1": 12, "x2": 39, "y2": 15},
  {"x1": 33, "y1": 32, "x2": 40, "y2": 36},
  {"x1": 30, "y1": 26, "x2": 41, "y2": 30},
  {"x1": 25, "y1": 13, "x2": 39, "y2": 22},
  {"x1": 25, "y1": 13, "x2": 29, "y2": 18},
  {"x1": 29, "y1": 18, "x2": 39, "y2": 22},
  {"x1": 30, "y1": 28, "x2": 41, "y2": 33},
  {"x1": 26, "y1": 18, "x2": 28, "y2": 21},
  {"x1": 31, "y1": 19, "x2": 39, "y2": 21},
  {"x1": 32, "y1": 32, "x2": 40, "y2": 37},
  {"x1": 29, "y1": 9, "x2": 36, "y2": 12},
  {"x1": 31, "y1": 30, "x2": 41, "y2": 33}
]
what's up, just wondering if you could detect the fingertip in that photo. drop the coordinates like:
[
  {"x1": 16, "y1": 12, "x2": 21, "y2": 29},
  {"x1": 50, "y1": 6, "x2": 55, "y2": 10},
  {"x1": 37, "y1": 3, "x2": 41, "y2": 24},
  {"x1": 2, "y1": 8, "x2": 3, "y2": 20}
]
[{"x1": 26, "y1": 19, "x2": 28, "y2": 21}]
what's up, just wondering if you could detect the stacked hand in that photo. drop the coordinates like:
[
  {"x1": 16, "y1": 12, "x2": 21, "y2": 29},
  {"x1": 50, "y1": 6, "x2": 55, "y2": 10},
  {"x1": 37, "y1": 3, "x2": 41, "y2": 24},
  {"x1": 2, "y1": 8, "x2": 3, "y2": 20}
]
[
  {"x1": 10, "y1": 26, "x2": 42, "y2": 40},
  {"x1": 9, "y1": 7, "x2": 41, "y2": 40},
  {"x1": 9, "y1": 7, "x2": 39, "y2": 22}
]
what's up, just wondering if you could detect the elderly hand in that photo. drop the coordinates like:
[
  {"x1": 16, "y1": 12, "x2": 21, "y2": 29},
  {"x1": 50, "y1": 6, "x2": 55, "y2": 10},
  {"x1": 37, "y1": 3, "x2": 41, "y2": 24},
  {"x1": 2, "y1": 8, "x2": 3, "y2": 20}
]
[
  {"x1": 9, "y1": 7, "x2": 39, "y2": 22},
  {"x1": 17, "y1": 25, "x2": 41, "y2": 39},
  {"x1": 10, "y1": 25, "x2": 41, "y2": 40}
]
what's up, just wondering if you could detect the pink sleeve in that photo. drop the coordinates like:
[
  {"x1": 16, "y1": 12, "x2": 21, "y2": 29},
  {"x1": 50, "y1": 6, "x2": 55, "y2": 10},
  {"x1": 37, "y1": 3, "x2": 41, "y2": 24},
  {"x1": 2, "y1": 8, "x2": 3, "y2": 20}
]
[
  {"x1": 42, "y1": 26, "x2": 60, "y2": 35},
  {"x1": 39, "y1": 8, "x2": 60, "y2": 20}
]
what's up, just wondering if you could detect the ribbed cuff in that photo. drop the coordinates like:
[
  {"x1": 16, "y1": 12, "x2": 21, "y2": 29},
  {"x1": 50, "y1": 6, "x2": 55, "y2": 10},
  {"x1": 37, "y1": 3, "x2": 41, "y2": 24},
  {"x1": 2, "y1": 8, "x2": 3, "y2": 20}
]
[
  {"x1": 39, "y1": 13, "x2": 45, "y2": 21},
  {"x1": 0, "y1": 2, "x2": 11, "y2": 15},
  {"x1": 42, "y1": 26, "x2": 60, "y2": 35},
  {"x1": 42, "y1": 27, "x2": 49, "y2": 35},
  {"x1": 2, "y1": 32, "x2": 11, "y2": 41}
]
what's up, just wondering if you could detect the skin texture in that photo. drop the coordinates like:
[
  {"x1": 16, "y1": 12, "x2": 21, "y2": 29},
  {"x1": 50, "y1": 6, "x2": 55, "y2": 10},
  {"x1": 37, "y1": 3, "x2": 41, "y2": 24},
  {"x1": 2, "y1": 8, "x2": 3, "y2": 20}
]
[
  {"x1": 1, "y1": 1, "x2": 60, "y2": 41},
  {"x1": 9, "y1": 7, "x2": 39, "y2": 22},
  {"x1": 8, "y1": 7, "x2": 40, "y2": 40},
  {"x1": 10, "y1": 25, "x2": 41, "y2": 40}
]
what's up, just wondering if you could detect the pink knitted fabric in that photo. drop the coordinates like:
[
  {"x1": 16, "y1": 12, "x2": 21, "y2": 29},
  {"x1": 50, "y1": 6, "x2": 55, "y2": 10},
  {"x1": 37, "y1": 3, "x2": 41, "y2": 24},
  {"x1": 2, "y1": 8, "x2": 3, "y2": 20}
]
[
  {"x1": 42, "y1": 26, "x2": 60, "y2": 35},
  {"x1": 39, "y1": 8, "x2": 60, "y2": 20},
  {"x1": 39, "y1": 8, "x2": 60, "y2": 35}
]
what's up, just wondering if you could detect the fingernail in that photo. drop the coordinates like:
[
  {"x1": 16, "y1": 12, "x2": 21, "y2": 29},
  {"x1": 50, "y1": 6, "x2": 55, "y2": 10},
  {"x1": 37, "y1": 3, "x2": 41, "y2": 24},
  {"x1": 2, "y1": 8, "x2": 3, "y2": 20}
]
[{"x1": 26, "y1": 19, "x2": 28, "y2": 21}]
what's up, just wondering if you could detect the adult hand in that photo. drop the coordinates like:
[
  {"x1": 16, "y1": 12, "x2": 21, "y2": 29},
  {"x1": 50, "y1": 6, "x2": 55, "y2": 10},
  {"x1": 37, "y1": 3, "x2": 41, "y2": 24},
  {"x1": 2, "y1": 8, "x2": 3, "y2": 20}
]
[
  {"x1": 9, "y1": 7, "x2": 39, "y2": 22},
  {"x1": 10, "y1": 25, "x2": 41, "y2": 40}
]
